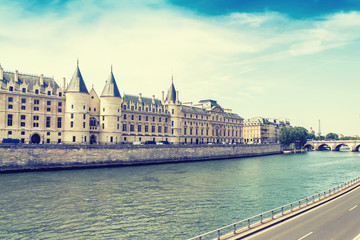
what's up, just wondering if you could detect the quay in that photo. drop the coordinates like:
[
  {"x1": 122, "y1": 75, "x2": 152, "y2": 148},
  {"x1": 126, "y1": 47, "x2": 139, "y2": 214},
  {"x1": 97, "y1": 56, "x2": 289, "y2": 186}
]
[{"x1": 0, "y1": 143, "x2": 281, "y2": 172}]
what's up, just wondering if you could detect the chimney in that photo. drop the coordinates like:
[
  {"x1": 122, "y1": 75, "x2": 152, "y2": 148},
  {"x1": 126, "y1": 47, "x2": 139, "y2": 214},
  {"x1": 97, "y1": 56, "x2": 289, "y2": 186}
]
[
  {"x1": 40, "y1": 74, "x2": 44, "y2": 86},
  {"x1": 63, "y1": 77, "x2": 66, "y2": 90},
  {"x1": 162, "y1": 91, "x2": 164, "y2": 101},
  {"x1": 152, "y1": 95, "x2": 155, "y2": 104},
  {"x1": 14, "y1": 70, "x2": 19, "y2": 82},
  {"x1": 138, "y1": 93, "x2": 142, "y2": 102}
]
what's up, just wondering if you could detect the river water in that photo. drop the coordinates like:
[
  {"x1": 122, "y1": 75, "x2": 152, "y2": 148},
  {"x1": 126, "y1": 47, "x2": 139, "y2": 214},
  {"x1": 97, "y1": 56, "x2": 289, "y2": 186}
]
[{"x1": 0, "y1": 151, "x2": 360, "y2": 239}]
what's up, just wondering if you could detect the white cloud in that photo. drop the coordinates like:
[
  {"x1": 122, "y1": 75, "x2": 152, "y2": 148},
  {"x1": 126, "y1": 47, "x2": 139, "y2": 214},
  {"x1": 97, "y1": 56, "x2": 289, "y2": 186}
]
[{"x1": 1, "y1": 1, "x2": 360, "y2": 134}]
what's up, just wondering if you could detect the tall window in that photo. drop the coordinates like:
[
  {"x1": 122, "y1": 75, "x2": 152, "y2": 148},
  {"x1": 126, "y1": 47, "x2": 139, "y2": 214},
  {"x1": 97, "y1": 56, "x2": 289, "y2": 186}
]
[
  {"x1": 138, "y1": 125, "x2": 142, "y2": 132},
  {"x1": 46, "y1": 117, "x2": 51, "y2": 128},
  {"x1": 57, "y1": 117, "x2": 62, "y2": 128},
  {"x1": 151, "y1": 126, "x2": 155, "y2": 133},
  {"x1": 122, "y1": 124, "x2": 127, "y2": 131},
  {"x1": 7, "y1": 114, "x2": 13, "y2": 126}
]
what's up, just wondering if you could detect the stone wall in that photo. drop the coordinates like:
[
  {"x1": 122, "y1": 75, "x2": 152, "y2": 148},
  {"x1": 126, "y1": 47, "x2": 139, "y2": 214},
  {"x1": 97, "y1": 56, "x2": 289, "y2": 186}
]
[{"x1": 0, "y1": 143, "x2": 282, "y2": 172}]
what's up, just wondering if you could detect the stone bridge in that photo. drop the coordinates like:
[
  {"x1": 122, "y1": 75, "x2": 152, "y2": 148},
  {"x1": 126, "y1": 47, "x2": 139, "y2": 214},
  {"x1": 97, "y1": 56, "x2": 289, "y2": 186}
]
[{"x1": 304, "y1": 140, "x2": 360, "y2": 152}]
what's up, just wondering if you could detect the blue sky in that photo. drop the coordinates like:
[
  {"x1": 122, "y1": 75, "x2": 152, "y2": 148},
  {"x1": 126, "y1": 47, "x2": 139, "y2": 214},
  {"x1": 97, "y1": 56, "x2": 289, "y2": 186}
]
[{"x1": 1, "y1": 0, "x2": 360, "y2": 136}]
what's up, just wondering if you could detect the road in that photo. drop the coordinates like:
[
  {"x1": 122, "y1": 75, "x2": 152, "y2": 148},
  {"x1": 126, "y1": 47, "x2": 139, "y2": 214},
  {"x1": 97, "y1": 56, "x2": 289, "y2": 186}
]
[{"x1": 245, "y1": 184, "x2": 360, "y2": 240}]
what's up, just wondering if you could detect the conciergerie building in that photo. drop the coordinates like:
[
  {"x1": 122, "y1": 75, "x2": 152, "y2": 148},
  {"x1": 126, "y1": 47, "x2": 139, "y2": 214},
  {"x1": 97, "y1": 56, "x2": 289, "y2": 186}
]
[{"x1": 0, "y1": 62, "x2": 244, "y2": 144}]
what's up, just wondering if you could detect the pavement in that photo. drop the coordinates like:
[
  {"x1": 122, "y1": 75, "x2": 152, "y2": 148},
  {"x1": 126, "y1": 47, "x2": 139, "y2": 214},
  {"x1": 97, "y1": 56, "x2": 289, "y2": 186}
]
[{"x1": 234, "y1": 181, "x2": 360, "y2": 240}]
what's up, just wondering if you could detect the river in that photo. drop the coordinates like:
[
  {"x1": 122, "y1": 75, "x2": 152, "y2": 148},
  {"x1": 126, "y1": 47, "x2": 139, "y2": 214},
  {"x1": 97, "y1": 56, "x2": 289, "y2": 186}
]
[{"x1": 0, "y1": 151, "x2": 359, "y2": 239}]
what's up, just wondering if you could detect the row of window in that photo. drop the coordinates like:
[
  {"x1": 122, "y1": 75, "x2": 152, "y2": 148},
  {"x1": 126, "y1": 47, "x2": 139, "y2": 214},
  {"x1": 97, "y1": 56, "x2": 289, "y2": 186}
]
[
  {"x1": 123, "y1": 104, "x2": 167, "y2": 114},
  {"x1": 183, "y1": 128, "x2": 240, "y2": 137},
  {"x1": 6, "y1": 131, "x2": 61, "y2": 136},
  {"x1": 183, "y1": 113, "x2": 241, "y2": 124},
  {"x1": 123, "y1": 114, "x2": 168, "y2": 122},
  {"x1": 7, "y1": 114, "x2": 62, "y2": 128},
  {"x1": 8, "y1": 97, "x2": 63, "y2": 106},
  {"x1": 7, "y1": 86, "x2": 63, "y2": 97},
  {"x1": 122, "y1": 124, "x2": 168, "y2": 133}
]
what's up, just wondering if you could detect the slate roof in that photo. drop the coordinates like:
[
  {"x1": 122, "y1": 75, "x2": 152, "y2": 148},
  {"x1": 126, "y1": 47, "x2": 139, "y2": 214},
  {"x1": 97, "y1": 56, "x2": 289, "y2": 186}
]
[
  {"x1": 166, "y1": 79, "x2": 176, "y2": 103},
  {"x1": 181, "y1": 105, "x2": 208, "y2": 114},
  {"x1": 123, "y1": 94, "x2": 162, "y2": 107},
  {"x1": 66, "y1": 65, "x2": 89, "y2": 94},
  {"x1": 1, "y1": 71, "x2": 60, "y2": 94},
  {"x1": 101, "y1": 71, "x2": 121, "y2": 98}
]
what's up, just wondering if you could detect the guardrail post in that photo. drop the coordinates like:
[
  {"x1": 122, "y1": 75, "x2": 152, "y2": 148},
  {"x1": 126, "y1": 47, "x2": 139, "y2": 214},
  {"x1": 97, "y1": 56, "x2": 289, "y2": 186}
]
[
  {"x1": 260, "y1": 215, "x2": 263, "y2": 223},
  {"x1": 217, "y1": 230, "x2": 220, "y2": 240},
  {"x1": 233, "y1": 224, "x2": 236, "y2": 234},
  {"x1": 271, "y1": 211, "x2": 274, "y2": 220},
  {"x1": 329, "y1": 189, "x2": 331, "y2": 195},
  {"x1": 312, "y1": 195, "x2": 314, "y2": 203},
  {"x1": 306, "y1": 198, "x2": 308, "y2": 206},
  {"x1": 290, "y1": 204, "x2": 293, "y2": 211},
  {"x1": 299, "y1": 201, "x2": 301, "y2": 208},
  {"x1": 248, "y1": 219, "x2": 251, "y2": 228},
  {"x1": 281, "y1": 207, "x2": 284, "y2": 215},
  {"x1": 318, "y1": 193, "x2": 320, "y2": 200}
]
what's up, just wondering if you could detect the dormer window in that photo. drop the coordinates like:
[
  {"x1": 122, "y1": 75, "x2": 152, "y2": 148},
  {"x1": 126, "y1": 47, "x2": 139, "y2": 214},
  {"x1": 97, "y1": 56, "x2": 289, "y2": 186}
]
[
  {"x1": 9, "y1": 86, "x2": 13, "y2": 91},
  {"x1": 47, "y1": 91, "x2": 51, "y2": 96},
  {"x1": 59, "y1": 92, "x2": 62, "y2": 97},
  {"x1": 35, "y1": 89, "x2": 39, "y2": 94},
  {"x1": 22, "y1": 88, "x2": 26, "y2": 93}
]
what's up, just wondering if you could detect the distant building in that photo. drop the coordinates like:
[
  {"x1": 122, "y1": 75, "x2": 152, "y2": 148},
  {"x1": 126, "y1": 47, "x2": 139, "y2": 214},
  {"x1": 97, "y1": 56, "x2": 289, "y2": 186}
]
[
  {"x1": 0, "y1": 63, "x2": 243, "y2": 144},
  {"x1": 242, "y1": 117, "x2": 290, "y2": 144}
]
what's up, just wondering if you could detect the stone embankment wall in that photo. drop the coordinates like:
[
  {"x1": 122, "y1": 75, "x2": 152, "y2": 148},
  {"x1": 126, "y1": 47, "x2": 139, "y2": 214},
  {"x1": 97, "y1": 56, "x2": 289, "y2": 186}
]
[{"x1": 0, "y1": 143, "x2": 282, "y2": 172}]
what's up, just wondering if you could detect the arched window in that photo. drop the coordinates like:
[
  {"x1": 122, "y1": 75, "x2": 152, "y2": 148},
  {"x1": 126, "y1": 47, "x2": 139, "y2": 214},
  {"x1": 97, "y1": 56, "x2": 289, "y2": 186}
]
[{"x1": 90, "y1": 117, "x2": 98, "y2": 129}]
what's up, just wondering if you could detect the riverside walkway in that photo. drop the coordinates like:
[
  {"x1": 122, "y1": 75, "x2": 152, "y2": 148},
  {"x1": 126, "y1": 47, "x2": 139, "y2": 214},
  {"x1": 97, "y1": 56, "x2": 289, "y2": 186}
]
[{"x1": 188, "y1": 177, "x2": 360, "y2": 240}]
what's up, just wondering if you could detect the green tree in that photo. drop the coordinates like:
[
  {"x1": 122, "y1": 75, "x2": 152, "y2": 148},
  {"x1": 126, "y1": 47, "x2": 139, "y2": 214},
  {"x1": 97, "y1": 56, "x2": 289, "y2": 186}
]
[
  {"x1": 279, "y1": 127, "x2": 294, "y2": 146},
  {"x1": 325, "y1": 133, "x2": 338, "y2": 140},
  {"x1": 279, "y1": 126, "x2": 309, "y2": 147},
  {"x1": 292, "y1": 126, "x2": 308, "y2": 146}
]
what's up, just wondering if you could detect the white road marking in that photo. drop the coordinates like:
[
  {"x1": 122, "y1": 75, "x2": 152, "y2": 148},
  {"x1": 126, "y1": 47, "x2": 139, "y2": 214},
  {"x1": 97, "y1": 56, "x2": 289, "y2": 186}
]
[
  {"x1": 298, "y1": 232, "x2": 313, "y2": 240},
  {"x1": 349, "y1": 205, "x2": 358, "y2": 211},
  {"x1": 353, "y1": 233, "x2": 360, "y2": 240}
]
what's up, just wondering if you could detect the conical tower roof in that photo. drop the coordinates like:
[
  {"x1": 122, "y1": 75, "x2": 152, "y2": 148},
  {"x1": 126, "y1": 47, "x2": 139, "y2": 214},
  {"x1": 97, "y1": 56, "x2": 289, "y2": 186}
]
[
  {"x1": 66, "y1": 61, "x2": 89, "y2": 93},
  {"x1": 101, "y1": 67, "x2": 121, "y2": 98},
  {"x1": 166, "y1": 76, "x2": 176, "y2": 103}
]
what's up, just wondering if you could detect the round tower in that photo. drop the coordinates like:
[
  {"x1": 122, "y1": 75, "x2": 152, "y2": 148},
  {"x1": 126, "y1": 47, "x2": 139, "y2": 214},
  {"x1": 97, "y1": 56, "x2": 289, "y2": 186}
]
[
  {"x1": 165, "y1": 76, "x2": 182, "y2": 144},
  {"x1": 99, "y1": 67, "x2": 122, "y2": 144},
  {"x1": 64, "y1": 61, "x2": 90, "y2": 144}
]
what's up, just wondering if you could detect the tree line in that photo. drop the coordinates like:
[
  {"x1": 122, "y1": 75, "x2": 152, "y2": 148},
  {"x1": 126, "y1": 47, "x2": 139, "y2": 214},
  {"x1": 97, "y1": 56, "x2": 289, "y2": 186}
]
[{"x1": 279, "y1": 127, "x2": 359, "y2": 147}]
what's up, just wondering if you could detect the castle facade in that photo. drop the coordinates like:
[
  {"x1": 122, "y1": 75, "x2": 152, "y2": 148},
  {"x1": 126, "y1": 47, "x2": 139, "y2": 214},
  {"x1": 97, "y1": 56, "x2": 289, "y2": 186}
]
[{"x1": 0, "y1": 63, "x2": 243, "y2": 144}]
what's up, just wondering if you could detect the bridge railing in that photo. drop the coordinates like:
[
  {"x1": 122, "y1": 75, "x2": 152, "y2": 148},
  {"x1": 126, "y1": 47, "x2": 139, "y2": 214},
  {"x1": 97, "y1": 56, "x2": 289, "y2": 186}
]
[{"x1": 187, "y1": 176, "x2": 360, "y2": 240}]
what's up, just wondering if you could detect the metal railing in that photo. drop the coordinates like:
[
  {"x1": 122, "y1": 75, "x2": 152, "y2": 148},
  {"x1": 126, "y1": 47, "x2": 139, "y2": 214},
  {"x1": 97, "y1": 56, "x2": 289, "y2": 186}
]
[{"x1": 188, "y1": 176, "x2": 360, "y2": 240}]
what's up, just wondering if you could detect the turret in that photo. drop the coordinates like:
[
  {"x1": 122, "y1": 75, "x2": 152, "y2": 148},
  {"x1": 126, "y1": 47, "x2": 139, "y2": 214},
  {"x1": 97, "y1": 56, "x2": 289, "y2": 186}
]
[
  {"x1": 166, "y1": 76, "x2": 177, "y2": 104},
  {"x1": 64, "y1": 60, "x2": 90, "y2": 144},
  {"x1": 164, "y1": 76, "x2": 181, "y2": 143},
  {"x1": 99, "y1": 66, "x2": 122, "y2": 144}
]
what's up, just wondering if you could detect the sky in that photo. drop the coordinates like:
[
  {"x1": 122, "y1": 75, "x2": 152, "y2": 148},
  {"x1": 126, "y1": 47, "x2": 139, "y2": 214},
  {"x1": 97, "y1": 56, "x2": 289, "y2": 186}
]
[{"x1": 1, "y1": 0, "x2": 360, "y2": 136}]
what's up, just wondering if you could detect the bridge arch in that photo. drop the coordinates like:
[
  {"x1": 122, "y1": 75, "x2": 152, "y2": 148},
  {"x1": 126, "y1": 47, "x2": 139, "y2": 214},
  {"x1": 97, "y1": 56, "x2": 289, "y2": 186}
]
[
  {"x1": 304, "y1": 144, "x2": 314, "y2": 151},
  {"x1": 317, "y1": 144, "x2": 332, "y2": 151},
  {"x1": 334, "y1": 144, "x2": 351, "y2": 151},
  {"x1": 354, "y1": 145, "x2": 360, "y2": 152}
]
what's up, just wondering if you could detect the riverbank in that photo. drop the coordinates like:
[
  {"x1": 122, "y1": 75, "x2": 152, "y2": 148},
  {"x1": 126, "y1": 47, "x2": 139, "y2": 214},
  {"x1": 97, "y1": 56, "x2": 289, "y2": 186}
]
[{"x1": 0, "y1": 143, "x2": 281, "y2": 172}]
